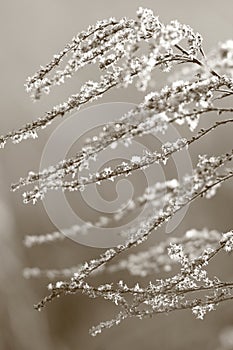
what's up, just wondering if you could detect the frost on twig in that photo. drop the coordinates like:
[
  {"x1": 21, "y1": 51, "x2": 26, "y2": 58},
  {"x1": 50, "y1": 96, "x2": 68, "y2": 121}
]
[
  {"x1": 31, "y1": 227, "x2": 233, "y2": 336},
  {"x1": 22, "y1": 228, "x2": 224, "y2": 278},
  {"x1": 34, "y1": 151, "x2": 233, "y2": 309},
  {"x1": 1, "y1": 7, "x2": 232, "y2": 336},
  {"x1": 23, "y1": 179, "x2": 178, "y2": 247},
  {"x1": 18, "y1": 117, "x2": 233, "y2": 204},
  {"x1": 0, "y1": 7, "x2": 208, "y2": 148}
]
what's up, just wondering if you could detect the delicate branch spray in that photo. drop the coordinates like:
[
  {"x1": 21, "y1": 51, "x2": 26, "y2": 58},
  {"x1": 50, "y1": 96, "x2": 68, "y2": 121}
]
[{"x1": 2, "y1": 8, "x2": 233, "y2": 336}]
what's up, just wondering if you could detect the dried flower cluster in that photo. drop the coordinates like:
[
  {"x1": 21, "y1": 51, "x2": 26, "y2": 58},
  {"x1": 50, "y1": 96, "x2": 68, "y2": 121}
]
[{"x1": 2, "y1": 8, "x2": 233, "y2": 336}]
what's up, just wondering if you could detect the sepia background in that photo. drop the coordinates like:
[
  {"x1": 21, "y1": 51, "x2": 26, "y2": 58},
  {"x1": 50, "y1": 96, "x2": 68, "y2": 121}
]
[{"x1": 0, "y1": 0, "x2": 233, "y2": 349}]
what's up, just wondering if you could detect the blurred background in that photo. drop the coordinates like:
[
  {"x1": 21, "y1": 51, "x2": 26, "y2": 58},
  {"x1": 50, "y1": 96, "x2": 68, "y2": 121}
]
[{"x1": 0, "y1": 1, "x2": 233, "y2": 349}]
